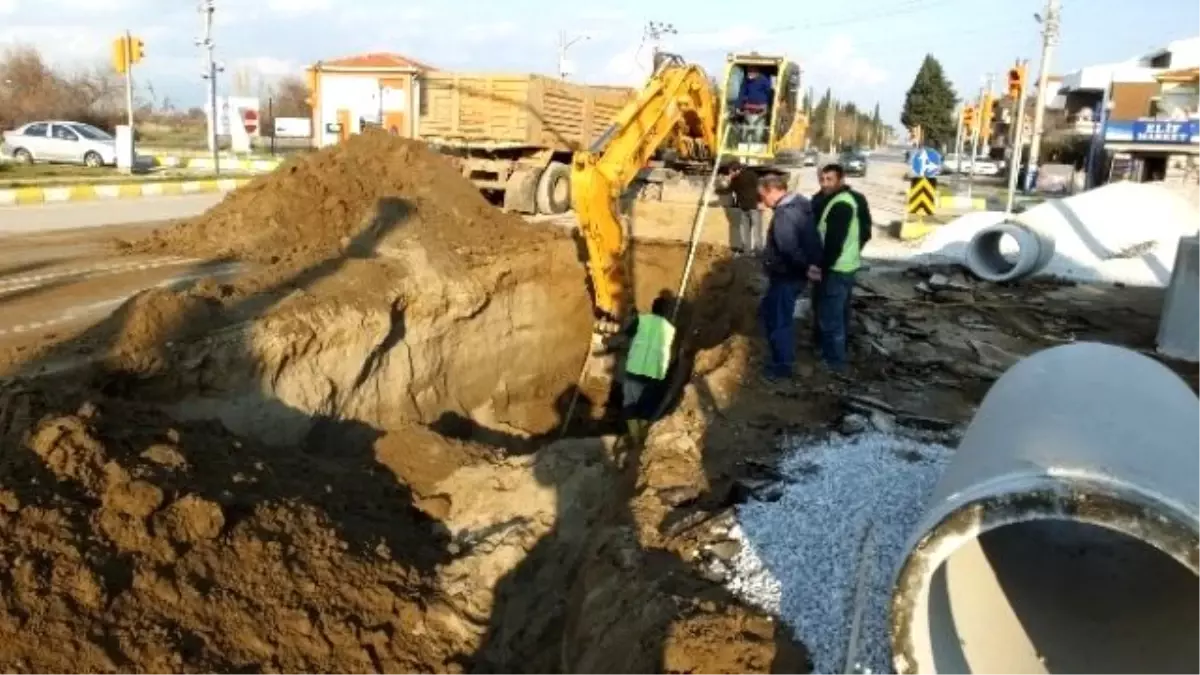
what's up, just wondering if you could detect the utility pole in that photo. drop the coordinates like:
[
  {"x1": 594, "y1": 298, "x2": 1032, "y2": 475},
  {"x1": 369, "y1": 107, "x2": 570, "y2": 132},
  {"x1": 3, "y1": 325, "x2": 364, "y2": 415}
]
[
  {"x1": 1024, "y1": 0, "x2": 1061, "y2": 192},
  {"x1": 644, "y1": 21, "x2": 676, "y2": 72},
  {"x1": 965, "y1": 74, "x2": 991, "y2": 200},
  {"x1": 951, "y1": 105, "x2": 964, "y2": 191},
  {"x1": 557, "y1": 30, "x2": 589, "y2": 80},
  {"x1": 123, "y1": 31, "x2": 134, "y2": 132},
  {"x1": 197, "y1": 0, "x2": 221, "y2": 175}
]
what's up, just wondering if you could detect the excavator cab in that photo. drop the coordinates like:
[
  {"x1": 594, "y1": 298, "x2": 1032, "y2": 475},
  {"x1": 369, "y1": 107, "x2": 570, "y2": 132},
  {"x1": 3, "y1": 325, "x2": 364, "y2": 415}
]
[{"x1": 719, "y1": 54, "x2": 801, "y2": 162}]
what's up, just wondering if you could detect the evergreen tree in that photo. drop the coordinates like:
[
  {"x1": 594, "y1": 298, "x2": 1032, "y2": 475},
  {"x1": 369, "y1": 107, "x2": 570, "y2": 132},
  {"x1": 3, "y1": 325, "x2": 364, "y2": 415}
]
[
  {"x1": 901, "y1": 54, "x2": 958, "y2": 149},
  {"x1": 870, "y1": 103, "x2": 882, "y2": 145}
]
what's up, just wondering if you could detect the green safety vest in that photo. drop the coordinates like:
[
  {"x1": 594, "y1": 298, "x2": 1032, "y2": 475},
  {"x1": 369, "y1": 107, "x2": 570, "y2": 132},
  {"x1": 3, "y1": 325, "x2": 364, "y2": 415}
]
[
  {"x1": 626, "y1": 313, "x2": 676, "y2": 380},
  {"x1": 818, "y1": 191, "x2": 862, "y2": 273}
]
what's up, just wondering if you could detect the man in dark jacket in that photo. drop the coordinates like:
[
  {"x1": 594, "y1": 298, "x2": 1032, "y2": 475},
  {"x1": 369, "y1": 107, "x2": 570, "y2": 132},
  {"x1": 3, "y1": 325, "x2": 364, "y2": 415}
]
[
  {"x1": 722, "y1": 162, "x2": 762, "y2": 254},
  {"x1": 812, "y1": 164, "x2": 865, "y2": 372},
  {"x1": 756, "y1": 172, "x2": 823, "y2": 380}
]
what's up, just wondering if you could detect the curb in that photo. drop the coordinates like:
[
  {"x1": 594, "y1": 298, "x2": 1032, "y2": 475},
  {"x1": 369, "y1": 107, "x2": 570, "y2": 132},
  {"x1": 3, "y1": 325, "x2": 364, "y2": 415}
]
[
  {"x1": 149, "y1": 155, "x2": 281, "y2": 172},
  {"x1": 0, "y1": 178, "x2": 251, "y2": 206},
  {"x1": 938, "y1": 195, "x2": 987, "y2": 211}
]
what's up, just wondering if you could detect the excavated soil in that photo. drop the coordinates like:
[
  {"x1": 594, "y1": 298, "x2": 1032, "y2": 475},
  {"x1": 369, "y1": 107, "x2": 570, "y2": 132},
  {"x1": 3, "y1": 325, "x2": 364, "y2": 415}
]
[{"x1": 0, "y1": 133, "x2": 809, "y2": 672}]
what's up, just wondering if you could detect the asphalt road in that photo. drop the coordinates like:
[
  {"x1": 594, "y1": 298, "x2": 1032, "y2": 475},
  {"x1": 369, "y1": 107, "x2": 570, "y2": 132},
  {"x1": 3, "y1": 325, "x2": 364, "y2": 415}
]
[{"x1": 0, "y1": 193, "x2": 224, "y2": 235}]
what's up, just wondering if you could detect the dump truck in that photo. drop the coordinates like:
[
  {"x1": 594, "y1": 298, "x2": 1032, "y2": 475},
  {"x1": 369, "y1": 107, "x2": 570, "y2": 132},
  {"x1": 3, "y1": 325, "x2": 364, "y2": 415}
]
[{"x1": 416, "y1": 73, "x2": 634, "y2": 215}]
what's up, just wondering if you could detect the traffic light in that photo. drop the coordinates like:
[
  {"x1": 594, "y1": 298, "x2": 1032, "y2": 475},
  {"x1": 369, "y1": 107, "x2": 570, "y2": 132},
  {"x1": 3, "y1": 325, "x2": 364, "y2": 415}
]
[
  {"x1": 129, "y1": 37, "x2": 145, "y2": 64},
  {"x1": 980, "y1": 94, "x2": 994, "y2": 143},
  {"x1": 1007, "y1": 63, "x2": 1026, "y2": 98},
  {"x1": 962, "y1": 105, "x2": 976, "y2": 132},
  {"x1": 111, "y1": 36, "x2": 128, "y2": 74}
]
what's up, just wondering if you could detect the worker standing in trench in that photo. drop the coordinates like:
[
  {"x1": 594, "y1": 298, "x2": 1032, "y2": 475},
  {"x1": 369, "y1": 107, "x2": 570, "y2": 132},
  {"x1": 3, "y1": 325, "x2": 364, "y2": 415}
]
[
  {"x1": 619, "y1": 294, "x2": 677, "y2": 445},
  {"x1": 757, "y1": 172, "x2": 822, "y2": 381}
]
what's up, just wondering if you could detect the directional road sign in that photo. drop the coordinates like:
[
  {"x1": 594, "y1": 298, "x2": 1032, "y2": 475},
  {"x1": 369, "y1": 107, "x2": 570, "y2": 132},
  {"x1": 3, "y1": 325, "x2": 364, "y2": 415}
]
[
  {"x1": 909, "y1": 146, "x2": 942, "y2": 178},
  {"x1": 907, "y1": 177, "x2": 938, "y2": 216}
]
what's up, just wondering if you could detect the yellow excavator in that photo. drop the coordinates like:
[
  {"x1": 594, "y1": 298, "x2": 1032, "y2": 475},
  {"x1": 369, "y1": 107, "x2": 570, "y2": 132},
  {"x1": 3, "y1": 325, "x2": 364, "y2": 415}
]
[{"x1": 571, "y1": 52, "x2": 804, "y2": 323}]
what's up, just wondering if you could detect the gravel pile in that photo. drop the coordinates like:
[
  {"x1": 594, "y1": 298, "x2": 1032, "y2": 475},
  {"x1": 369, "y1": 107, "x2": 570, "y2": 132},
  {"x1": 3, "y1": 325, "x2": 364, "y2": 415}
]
[{"x1": 724, "y1": 432, "x2": 952, "y2": 673}]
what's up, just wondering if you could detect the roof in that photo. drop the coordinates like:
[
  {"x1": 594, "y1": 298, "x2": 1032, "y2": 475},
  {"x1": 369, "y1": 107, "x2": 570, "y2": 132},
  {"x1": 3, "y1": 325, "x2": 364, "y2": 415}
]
[
  {"x1": 1157, "y1": 67, "x2": 1200, "y2": 83},
  {"x1": 315, "y1": 52, "x2": 436, "y2": 72}
]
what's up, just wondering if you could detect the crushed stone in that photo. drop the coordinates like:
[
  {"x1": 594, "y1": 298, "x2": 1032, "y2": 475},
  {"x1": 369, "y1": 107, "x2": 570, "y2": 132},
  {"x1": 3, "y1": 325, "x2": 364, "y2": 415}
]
[{"x1": 724, "y1": 431, "x2": 953, "y2": 674}]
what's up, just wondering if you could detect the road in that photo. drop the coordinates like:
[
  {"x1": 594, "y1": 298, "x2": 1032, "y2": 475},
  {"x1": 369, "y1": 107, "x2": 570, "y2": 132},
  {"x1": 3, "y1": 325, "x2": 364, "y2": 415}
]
[
  {"x1": 0, "y1": 193, "x2": 223, "y2": 235},
  {"x1": 0, "y1": 196, "x2": 235, "y2": 368}
]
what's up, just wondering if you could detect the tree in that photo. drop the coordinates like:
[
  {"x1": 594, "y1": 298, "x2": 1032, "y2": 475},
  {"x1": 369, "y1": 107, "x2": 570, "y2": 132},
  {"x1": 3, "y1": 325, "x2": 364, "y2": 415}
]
[
  {"x1": 901, "y1": 54, "x2": 957, "y2": 149},
  {"x1": 810, "y1": 87, "x2": 833, "y2": 148},
  {"x1": 870, "y1": 103, "x2": 882, "y2": 145}
]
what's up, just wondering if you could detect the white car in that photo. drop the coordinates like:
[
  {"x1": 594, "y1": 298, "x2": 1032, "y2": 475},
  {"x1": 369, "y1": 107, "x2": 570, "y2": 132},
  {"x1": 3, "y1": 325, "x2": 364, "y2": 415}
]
[
  {"x1": 2, "y1": 120, "x2": 117, "y2": 167},
  {"x1": 942, "y1": 154, "x2": 999, "y2": 176}
]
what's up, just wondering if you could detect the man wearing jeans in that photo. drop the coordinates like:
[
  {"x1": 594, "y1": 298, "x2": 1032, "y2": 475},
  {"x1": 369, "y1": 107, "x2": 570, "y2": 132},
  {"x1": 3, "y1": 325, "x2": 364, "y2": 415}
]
[
  {"x1": 756, "y1": 172, "x2": 822, "y2": 380},
  {"x1": 814, "y1": 165, "x2": 864, "y2": 373},
  {"x1": 725, "y1": 162, "x2": 763, "y2": 254},
  {"x1": 810, "y1": 164, "x2": 872, "y2": 348}
]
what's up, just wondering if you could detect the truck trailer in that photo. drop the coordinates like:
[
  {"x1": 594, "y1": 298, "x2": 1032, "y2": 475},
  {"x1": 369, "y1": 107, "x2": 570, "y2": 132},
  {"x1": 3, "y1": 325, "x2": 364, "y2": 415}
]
[{"x1": 417, "y1": 73, "x2": 633, "y2": 215}]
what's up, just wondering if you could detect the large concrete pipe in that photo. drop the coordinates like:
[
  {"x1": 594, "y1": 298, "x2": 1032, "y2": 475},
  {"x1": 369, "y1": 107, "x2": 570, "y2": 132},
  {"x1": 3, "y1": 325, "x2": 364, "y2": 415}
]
[
  {"x1": 891, "y1": 342, "x2": 1199, "y2": 674},
  {"x1": 964, "y1": 220, "x2": 1056, "y2": 282}
]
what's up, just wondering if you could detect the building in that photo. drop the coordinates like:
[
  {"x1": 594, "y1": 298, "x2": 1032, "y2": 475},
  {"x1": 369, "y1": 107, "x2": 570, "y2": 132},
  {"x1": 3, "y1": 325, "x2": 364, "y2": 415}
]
[
  {"x1": 1053, "y1": 36, "x2": 1200, "y2": 140},
  {"x1": 305, "y1": 52, "x2": 435, "y2": 148},
  {"x1": 1101, "y1": 67, "x2": 1199, "y2": 190}
]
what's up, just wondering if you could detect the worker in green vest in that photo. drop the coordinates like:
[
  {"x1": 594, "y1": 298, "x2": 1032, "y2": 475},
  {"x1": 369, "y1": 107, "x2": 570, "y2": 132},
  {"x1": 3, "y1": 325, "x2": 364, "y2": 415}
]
[
  {"x1": 621, "y1": 294, "x2": 677, "y2": 445},
  {"x1": 815, "y1": 163, "x2": 863, "y2": 373}
]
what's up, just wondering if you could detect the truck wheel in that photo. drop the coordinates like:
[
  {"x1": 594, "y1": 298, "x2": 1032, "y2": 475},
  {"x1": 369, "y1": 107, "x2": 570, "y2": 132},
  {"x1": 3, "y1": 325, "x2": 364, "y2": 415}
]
[{"x1": 536, "y1": 161, "x2": 571, "y2": 215}]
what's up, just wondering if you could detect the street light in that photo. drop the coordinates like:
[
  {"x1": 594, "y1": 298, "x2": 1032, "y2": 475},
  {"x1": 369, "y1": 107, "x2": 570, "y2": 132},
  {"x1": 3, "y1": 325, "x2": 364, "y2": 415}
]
[{"x1": 557, "y1": 30, "x2": 590, "y2": 80}]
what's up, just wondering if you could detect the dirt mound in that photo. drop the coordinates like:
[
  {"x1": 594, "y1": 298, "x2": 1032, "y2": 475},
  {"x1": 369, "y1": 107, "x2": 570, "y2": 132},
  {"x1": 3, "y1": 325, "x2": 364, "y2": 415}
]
[{"x1": 133, "y1": 132, "x2": 554, "y2": 268}]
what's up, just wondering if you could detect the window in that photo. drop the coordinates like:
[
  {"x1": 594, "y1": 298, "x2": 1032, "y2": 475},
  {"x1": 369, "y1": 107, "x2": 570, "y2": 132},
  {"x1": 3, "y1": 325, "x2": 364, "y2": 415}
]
[
  {"x1": 51, "y1": 125, "x2": 79, "y2": 141},
  {"x1": 23, "y1": 123, "x2": 48, "y2": 137},
  {"x1": 71, "y1": 124, "x2": 113, "y2": 141}
]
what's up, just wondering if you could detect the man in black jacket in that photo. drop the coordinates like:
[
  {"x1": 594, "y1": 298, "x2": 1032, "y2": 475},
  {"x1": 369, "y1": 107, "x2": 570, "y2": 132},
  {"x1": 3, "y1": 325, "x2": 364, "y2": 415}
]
[
  {"x1": 756, "y1": 172, "x2": 823, "y2": 380},
  {"x1": 722, "y1": 162, "x2": 762, "y2": 254},
  {"x1": 812, "y1": 164, "x2": 866, "y2": 372},
  {"x1": 810, "y1": 164, "x2": 872, "y2": 349}
]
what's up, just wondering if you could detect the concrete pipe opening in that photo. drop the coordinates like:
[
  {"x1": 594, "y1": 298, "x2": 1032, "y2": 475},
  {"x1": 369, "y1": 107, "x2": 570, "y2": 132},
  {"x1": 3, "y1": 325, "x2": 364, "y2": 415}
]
[
  {"x1": 892, "y1": 342, "x2": 1200, "y2": 674},
  {"x1": 964, "y1": 221, "x2": 1054, "y2": 283}
]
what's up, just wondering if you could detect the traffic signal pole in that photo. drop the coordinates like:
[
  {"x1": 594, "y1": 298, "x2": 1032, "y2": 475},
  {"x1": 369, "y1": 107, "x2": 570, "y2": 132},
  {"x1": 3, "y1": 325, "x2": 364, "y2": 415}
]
[
  {"x1": 124, "y1": 31, "x2": 134, "y2": 132},
  {"x1": 965, "y1": 75, "x2": 991, "y2": 201},
  {"x1": 1005, "y1": 60, "x2": 1029, "y2": 214},
  {"x1": 952, "y1": 108, "x2": 965, "y2": 191}
]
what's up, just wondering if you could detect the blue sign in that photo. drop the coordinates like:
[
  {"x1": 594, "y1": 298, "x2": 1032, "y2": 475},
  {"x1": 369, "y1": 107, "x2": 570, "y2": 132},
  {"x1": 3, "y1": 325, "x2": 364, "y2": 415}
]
[
  {"x1": 1104, "y1": 119, "x2": 1199, "y2": 144},
  {"x1": 909, "y1": 147, "x2": 942, "y2": 177},
  {"x1": 1132, "y1": 119, "x2": 1198, "y2": 143}
]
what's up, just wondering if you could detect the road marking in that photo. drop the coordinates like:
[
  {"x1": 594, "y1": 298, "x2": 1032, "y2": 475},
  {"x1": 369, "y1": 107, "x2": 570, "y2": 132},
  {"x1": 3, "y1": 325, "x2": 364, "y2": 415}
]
[{"x1": 0, "y1": 256, "x2": 200, "y2": 294}]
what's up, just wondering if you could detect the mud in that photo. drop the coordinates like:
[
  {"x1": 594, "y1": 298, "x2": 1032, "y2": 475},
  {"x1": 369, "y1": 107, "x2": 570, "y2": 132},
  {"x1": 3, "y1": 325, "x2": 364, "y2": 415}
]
[{"x1": 0, "y1": 132, "x2": 808, "y2": 673}]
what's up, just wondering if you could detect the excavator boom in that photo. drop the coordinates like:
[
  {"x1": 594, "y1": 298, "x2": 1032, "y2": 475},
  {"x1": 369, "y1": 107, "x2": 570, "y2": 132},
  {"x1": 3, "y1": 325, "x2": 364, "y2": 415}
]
[
  {"x1": 571, "y1": 53, "x2": 800, "y2": 323},
  {"x1": 570, "y1": 62, "x2": 719, "y2": 320}
]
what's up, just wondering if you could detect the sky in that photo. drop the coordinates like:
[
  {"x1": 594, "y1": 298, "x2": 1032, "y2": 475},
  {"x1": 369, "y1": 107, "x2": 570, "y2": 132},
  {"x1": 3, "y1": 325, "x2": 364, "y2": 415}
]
[{"x1": 1, "y1": 0, "x2": 1197, "y2": 125}]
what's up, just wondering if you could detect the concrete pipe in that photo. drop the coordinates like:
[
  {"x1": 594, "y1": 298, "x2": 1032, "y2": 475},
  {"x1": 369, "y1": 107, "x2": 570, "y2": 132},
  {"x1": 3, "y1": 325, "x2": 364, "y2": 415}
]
[
  {"x1": 964, "y1": 220, "x2": 1056, "y2": 283},
  {"x1": 891, "y1": 342, "x2": 1199, "y2": 674}
]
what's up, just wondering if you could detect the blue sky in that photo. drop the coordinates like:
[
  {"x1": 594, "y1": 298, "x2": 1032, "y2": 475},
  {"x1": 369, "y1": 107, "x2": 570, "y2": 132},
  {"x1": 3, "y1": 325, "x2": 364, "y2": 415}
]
[{"x1": 1, "y1": 0, "x2": 1196, "y2": 124}]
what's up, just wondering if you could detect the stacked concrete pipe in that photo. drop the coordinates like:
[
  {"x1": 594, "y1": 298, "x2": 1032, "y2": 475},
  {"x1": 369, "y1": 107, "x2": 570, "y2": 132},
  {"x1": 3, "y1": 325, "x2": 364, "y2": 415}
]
[
  {"x1": 891, "y1": 342, "x2": 1199, "y2": 674},
  {"x1": 963, "y1": 219, "x2": 1056, "y2": 282}
]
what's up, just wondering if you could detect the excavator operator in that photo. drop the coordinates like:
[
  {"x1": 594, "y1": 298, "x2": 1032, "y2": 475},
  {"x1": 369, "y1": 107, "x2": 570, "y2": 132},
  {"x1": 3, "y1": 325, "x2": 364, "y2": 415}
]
[{"x1": 735, "y1": 67, "x2": 774, "y2": 144}]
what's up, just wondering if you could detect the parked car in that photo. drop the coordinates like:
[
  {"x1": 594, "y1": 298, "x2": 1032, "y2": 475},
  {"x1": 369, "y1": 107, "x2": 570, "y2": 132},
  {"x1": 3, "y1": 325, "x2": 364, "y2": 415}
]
[
  {"x1": 802, "y1": 149, "x2": 819, "y2": 166},
  {"x1": 839, "y1": 151, "x2": 868, "y2": 177},
  {"x1": 2, "y1": 121, "x2": 117, "y2": 167}
]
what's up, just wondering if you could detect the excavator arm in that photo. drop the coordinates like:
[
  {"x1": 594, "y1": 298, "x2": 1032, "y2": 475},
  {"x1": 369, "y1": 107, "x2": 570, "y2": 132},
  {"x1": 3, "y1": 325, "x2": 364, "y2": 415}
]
[{"x1": 570, "y1": 61, "x2": 720, "y2": 322}]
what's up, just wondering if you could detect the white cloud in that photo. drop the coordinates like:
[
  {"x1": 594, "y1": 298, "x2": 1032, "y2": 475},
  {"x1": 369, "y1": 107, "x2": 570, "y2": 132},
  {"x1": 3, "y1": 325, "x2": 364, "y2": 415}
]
[
  {"x1": 232, "y1": 56, "x2": 301, "y2": 78},
  {"x1": 811, "y1": 34, "x2": 887, "y2": 88},
  {"x1": 602, "y1": 41, "x2": 654, "y2": 87},
  {"x1": 0, "y1": 0, "x2": 18, "y2": 14},
  {"x1": 265, "y1": 0, "x2": 331, "y2": 15},
  {"x1": 461, "y1": 20, "x2": 519, "y2": 44}
]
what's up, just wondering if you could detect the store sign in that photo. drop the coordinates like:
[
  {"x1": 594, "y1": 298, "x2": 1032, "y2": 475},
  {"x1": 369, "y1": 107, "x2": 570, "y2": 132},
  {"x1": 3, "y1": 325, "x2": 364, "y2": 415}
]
[{"x1": 1132, "y1": 119, "x2": 1198, "y2": 143}]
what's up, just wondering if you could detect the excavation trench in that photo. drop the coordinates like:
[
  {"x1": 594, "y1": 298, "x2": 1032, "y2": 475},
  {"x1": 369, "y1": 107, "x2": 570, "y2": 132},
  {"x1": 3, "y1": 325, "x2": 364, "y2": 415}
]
[{"x1": 0, "y1": 134, "x2": 789, "y2": 672}]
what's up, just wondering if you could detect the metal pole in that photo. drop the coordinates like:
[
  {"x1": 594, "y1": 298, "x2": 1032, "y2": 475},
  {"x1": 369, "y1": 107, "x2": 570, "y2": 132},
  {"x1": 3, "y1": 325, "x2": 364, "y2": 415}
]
[
  {"x1": 200, "y1": 0, "x2": 220, "y2": 176},
  {"x1": 951, "y1": 106, "x2": 964, "y2": 191},
  {"x1": 124, "y1": 31, "x2": 134, "y2": 130},
  {"x1": 1005, "y1": 63, "x2": 1029, "y2": 215},
  {"x1": 672, "y1": 124, "x2": 729, "y2": 324},
  {"x1": 966, "y1": 78, "x2": 988, "y2": 201},
  {"x1": 1024, "y1": 0, "x2": 1061, "y2": 192}
]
